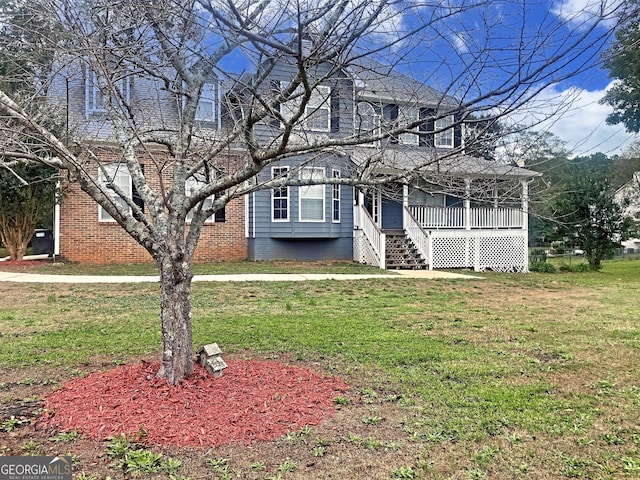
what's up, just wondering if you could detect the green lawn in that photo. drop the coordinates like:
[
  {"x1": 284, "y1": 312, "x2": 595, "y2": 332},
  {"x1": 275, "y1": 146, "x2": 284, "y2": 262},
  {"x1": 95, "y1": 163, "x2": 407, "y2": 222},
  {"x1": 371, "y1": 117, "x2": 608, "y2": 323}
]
[{"x1": 1, "y1": 259, "x2": 639, "y2": 479}]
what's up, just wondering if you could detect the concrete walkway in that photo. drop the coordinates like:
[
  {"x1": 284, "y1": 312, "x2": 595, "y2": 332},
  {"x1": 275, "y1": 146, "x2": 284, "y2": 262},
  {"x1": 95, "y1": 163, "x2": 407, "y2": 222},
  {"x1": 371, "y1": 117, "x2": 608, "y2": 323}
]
[
  {"x1": 0, "y1": 255, "x2": 482, "y2": 283},
  {"x1": 0, "y1": 269, "x2": 481, "y2": 283}
]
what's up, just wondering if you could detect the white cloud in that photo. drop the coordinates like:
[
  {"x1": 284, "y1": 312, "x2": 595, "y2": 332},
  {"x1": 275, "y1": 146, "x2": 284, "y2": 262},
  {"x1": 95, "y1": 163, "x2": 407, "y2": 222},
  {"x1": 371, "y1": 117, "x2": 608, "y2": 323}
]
[
  {"x1": 551, "y1": 0, "x2": 622, "y2": 29},
  {"x1": 515, "y1": 82, "x2": 637, "y2": 156}
]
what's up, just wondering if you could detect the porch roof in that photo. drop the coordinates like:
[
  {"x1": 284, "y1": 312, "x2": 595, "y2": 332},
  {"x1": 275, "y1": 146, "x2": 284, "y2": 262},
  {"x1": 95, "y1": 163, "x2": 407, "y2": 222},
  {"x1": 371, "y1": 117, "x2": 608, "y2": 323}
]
[{"x1": 351, "y1": 147, "x2": 541, "y2": 180}]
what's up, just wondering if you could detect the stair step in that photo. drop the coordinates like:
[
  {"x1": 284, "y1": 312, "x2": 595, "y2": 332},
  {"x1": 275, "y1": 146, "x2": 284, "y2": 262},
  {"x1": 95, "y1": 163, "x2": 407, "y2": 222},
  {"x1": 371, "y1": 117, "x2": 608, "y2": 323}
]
[{"x1": 383, "y1": 230, "x2": 427, "y2": 270}]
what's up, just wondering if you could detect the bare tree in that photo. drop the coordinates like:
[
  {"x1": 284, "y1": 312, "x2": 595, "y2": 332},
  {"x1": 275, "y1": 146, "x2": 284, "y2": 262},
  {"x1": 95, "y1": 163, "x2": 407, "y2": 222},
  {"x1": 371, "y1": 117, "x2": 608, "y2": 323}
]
[{"x1": 0, "y1": 0, "x2": 634, "y2": 384}]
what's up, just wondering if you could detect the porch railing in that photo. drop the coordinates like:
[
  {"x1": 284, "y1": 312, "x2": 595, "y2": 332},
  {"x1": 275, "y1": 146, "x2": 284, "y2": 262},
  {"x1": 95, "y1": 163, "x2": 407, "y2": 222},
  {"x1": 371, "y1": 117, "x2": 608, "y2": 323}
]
[{"x1": 409, "y1": 205, "x2": 524, "y2": 229}]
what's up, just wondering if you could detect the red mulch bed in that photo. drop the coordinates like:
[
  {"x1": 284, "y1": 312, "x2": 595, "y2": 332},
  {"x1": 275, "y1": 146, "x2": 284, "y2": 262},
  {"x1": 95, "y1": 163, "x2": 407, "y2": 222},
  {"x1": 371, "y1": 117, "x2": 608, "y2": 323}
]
[{"x1": 40, "y1": 360, "x2": 349, "y2": 447}]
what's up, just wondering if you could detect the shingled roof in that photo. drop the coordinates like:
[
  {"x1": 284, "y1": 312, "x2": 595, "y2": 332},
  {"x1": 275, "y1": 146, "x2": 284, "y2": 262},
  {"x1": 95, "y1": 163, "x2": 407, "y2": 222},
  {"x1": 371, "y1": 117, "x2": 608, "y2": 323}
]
[
  {"x1": 348, "y1": 57, "x2": 459, "y2": 108},
  {"x1": 352, "y1": 146, "x2": 540, "y2": 179}
]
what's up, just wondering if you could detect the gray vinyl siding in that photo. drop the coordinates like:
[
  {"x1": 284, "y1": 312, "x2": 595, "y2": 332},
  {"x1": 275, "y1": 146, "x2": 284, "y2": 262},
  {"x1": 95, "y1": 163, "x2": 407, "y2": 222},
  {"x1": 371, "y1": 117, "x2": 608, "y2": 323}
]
[
  {"x1": 248, "y1": 237, "x2": 353, "y2": 261},
  {"x1": 248, "y1": 179, "x2": 354, "y2": 238}
]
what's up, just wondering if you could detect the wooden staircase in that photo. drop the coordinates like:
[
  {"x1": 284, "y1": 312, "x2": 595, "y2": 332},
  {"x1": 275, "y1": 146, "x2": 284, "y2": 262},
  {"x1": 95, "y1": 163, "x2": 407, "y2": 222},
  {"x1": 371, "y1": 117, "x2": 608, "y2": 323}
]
[{"x1": 384, "y1": 230, "x2": 427, "y2": 269}]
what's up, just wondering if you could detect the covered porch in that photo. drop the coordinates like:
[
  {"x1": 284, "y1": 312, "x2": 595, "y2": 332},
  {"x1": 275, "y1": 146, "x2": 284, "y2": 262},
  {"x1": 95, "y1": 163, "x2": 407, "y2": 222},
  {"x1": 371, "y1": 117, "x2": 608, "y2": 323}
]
[{"x1": 353, "y1": 177, "x2": 532, "y2": 272}]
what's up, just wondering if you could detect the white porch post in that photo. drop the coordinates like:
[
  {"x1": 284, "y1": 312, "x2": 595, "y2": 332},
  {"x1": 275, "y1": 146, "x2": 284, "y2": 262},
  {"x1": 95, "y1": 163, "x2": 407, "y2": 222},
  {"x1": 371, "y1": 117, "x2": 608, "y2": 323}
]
[
  {"x1": 521, "y1": 179, "x2": 529, "y2": 231},
  {"x1": 402, "y1": 183, "x2": 409, "y2": 229},
  {"x1": 522, "y1": 179, "x2": 530, "y2": 272},
  {"x1": 356, "y1": 190, "x2": 365, "y2": 229},
  {"x1": 464, "y1": 177, "x2": 471, "y2": 230}
]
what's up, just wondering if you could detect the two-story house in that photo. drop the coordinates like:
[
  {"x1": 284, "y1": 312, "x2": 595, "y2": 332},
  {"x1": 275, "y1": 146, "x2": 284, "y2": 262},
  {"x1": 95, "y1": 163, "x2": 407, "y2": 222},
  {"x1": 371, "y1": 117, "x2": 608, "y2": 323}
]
[
  {"x1": 242, "y1": 56, "x2": 539, "y2": 272},
  {"x1": 50, "y1": 52, "x2": 538, "y2": 271}
]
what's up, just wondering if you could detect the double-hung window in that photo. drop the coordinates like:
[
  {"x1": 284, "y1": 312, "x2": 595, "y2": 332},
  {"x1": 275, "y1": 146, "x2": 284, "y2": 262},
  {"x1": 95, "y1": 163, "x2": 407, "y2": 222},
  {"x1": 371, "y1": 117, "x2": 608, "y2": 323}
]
[
  {"x1": 434, "y1": 115, "x2": 454, "y2": 148},
  {"x1": 185, "y1": 175, "x2": 214, "y2": 223},
  {"x1": 355, "y1": 102, "x2": 381, "y2": 144},
  {"x1": 281, "y1": 83, "x2": 331, "y2": 132},
  {"x1": 398, "y1": 106, "x2": 419, "y2": 145},
  {"x1": 299, "y1": 167, "x2": 325, "y2": 222},
  {"x1": 195, "y1": 82, "x2": 219, "y2": 124},
  {"x1": 98, "y1": 164, "x2": 132, "y2": 222},
  {"x1": 272, "y1": 166, "x2": 290, "y2": 221}
]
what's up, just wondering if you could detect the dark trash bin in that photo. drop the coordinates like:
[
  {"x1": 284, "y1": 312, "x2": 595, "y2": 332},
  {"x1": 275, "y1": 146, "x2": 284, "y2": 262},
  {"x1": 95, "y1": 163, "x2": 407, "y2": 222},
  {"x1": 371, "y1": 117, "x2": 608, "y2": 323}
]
[{"x1": 32, "y1": 229, "x2": 54, "y2": 255}]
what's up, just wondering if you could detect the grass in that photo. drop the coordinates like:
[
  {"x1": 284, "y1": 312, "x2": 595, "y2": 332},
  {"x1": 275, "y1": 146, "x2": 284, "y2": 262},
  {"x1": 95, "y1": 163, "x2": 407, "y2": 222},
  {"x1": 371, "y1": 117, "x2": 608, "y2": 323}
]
[
  {"x1": 1, "y1": 259, "x2": 639, "y2": 478},
  {"x1": 0, "y1": 258, "x2": 388, "y2": 275}
]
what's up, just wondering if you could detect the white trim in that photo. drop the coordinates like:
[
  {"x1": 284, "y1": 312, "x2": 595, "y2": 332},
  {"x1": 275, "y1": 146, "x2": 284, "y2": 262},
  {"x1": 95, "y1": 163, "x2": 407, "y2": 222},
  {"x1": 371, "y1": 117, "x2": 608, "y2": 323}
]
[
  {"x1": 185, "y1": 176, "x2": 215, "y2": 223},
  {"x1": 398, "y1": 105, "x2": 419, "y2": 145},
  {"x1": 85, "y1": 66, "x2": 131, "y2": 118},
  {"x1": 54, "y1": 182, "x2": 61, "y2": 256},
  {"x1": 85, "y1": 67, "x2": 105, "y2": 117},
  {"x1": 195, "y1": 81, "x2": 220, "y2": 126},
  {"x1": 281, "y1": 83, "x2": 331, "y2": 132},
  {"x1": 355, "y1": 101, "x2": 380, "y2": 145}
]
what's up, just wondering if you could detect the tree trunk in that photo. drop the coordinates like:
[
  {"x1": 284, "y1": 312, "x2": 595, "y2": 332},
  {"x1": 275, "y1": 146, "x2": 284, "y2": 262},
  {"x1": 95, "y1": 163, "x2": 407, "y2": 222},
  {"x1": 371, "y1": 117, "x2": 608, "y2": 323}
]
[
  {"x1": 0, "y1": 222, "x2": 33, "y2": 261},
  {"x1": 156, "y1": 249, "x2": 195, "y2": 385}
]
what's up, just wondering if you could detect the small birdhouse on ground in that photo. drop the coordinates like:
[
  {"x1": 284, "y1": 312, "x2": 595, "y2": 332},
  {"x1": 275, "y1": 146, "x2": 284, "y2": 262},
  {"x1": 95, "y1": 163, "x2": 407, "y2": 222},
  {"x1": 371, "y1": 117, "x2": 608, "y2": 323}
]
[{"x1": 197, "y1": 343, "x2": 227, "y2": 378}]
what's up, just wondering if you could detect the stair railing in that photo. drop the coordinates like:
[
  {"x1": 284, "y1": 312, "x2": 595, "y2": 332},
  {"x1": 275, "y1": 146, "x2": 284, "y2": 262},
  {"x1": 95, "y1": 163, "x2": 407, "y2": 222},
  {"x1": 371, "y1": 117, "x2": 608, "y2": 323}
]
[
  {"x1": 356, "y1": 204, "x2": 386, "y2": 269},
  {"x1": 404, "y1": 206, "x2": 430, "y2": 267}
]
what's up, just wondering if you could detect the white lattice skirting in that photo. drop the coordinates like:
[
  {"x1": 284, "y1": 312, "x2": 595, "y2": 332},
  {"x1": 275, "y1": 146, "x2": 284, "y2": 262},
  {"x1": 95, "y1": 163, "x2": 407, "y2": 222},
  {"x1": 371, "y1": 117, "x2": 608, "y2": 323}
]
[
  {"x1": 353, "y1": 230, "x2": 380, "y2": 267},
  {"x1": 430, "y1": 231, "x2": 528, "y2": 272}
]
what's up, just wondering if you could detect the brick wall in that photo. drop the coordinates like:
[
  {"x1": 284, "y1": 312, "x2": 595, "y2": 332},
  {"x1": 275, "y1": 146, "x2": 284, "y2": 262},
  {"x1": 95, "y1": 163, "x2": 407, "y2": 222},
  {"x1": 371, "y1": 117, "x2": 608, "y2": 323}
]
[{"x1": 58, "y1": 151, "x2": 247, "y2": 264}]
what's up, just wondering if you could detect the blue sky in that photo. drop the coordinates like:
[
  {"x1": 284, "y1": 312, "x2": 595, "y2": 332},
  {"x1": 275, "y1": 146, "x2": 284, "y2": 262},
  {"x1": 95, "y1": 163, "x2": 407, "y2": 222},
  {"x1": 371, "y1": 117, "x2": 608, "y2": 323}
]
[
  {"x1": 483, "y1": 0, "x2": 637, "y2": 156},
  {"x1": 405, "y1": 0, "x2": 637, "y2": 156},
  {"x1": 531, "y1": 0, "x2": 637, "y2": 156}
]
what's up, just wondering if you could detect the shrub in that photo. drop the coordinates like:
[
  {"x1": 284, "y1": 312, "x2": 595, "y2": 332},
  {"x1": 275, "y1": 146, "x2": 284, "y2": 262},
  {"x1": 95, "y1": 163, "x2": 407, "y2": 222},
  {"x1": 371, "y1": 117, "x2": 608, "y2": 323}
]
[
  {"x1": 530, "y1": 261, "x2": 556, "y2": 273},
  {"x1": 551, "y1": 241, "x2": 566, "y2": 254}
]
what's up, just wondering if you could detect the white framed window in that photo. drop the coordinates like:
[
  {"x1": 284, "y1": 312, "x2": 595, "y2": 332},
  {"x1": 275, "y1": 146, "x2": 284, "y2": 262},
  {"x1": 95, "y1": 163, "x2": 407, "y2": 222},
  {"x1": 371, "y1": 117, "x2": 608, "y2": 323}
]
[
  {"x1": 281, "y1": 83, "x2": 331, "y2": 132},
  {"x1": 434, "y1": 115, "x2": 454, "y2": 148},
  {"x1": 195, "y1": 82, "x2": 219, "y2": 124},
  {"x1": 85, "y1": 67, "x2": 105, "y2": 116},
  {"x1": 98, "y1": 164, "x2": 132, "y2": 222},
  {"x1": 332, "y1": 169, "x2": 340, "y2": 223},
  {"x1": 185, "y1": 174, "x2": 215, "y2": 223},
  {"x1": 355, "y1": 102, "x2": 380, "y2": 144},
  {"x1": 85, "y1": 66, "x2": 131, "y2": 118},
  {"x1": 299, "y1": 167, "x2": 325, "y2": 222},
  {"x1": 398, "y1": 106, "x2": 419, "y2": 145},
  {"x1": 272, "y1": 166, "x2": 289, "y2": 222}
]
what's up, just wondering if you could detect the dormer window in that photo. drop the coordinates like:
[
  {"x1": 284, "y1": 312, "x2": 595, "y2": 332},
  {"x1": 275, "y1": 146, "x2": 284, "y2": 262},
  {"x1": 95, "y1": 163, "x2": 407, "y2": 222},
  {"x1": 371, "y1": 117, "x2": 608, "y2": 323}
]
[
  {"x1": 85, "y1": 66, "x2": 131, "y2": 118},
  {"x1": 195, "y1": 82, "x2": 219, "y2": 125},
  {"x1": 355, "y1": 101, "x2": 380, "y2": 144},
  {"x1": 281, "y1": 83, "x2": 331, "y2": 132},
  {"x1": 434, "y1": 115, "x2": 454, "y2": 148}
]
